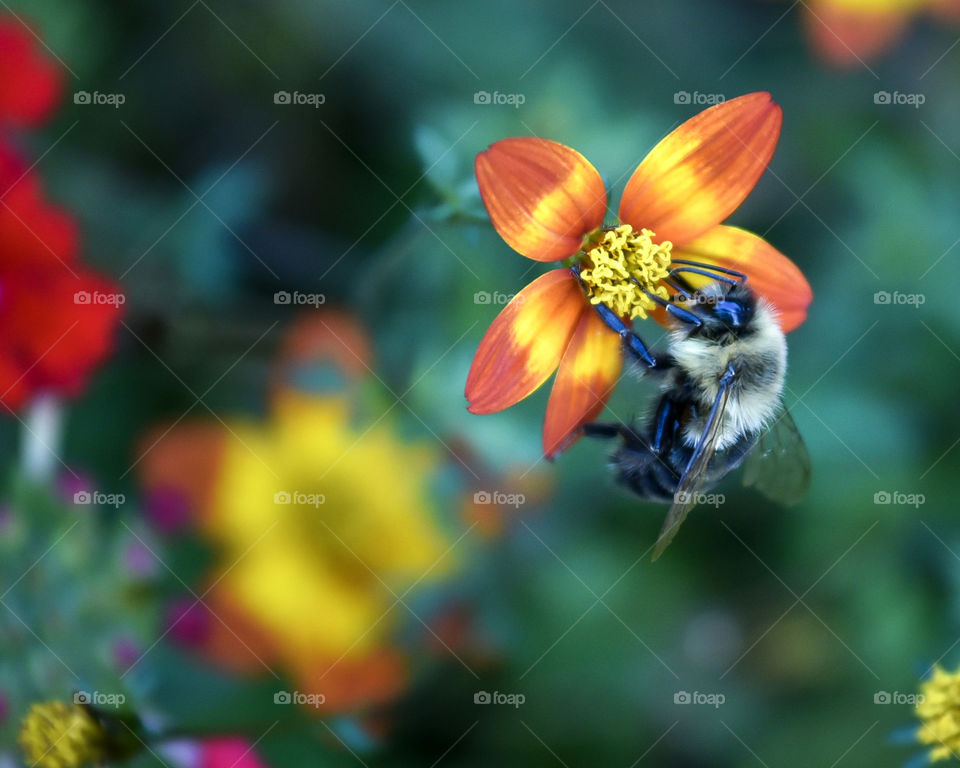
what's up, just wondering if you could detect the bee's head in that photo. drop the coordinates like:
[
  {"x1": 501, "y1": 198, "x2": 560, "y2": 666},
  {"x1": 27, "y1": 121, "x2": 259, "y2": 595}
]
[{"x1": 677, "y1": 282, "x2": 756, "y2": 340}]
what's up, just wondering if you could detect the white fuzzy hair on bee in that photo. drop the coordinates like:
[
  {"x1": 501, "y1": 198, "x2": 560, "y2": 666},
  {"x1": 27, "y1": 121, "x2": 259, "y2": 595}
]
[{"x1": 668, "y1": 293, "x2": 786, "y2": 450}]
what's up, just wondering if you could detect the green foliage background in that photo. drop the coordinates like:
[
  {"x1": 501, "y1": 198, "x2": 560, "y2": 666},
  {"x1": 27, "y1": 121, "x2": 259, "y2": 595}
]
[{"x1": 3, "y1": 0, "x2": 960, "y2": 766}]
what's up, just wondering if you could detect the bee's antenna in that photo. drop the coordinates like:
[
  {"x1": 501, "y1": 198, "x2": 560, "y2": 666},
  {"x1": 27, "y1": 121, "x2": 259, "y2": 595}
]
[{"x1": 669, "y1": 259, "x2": 747, "y2": 284}]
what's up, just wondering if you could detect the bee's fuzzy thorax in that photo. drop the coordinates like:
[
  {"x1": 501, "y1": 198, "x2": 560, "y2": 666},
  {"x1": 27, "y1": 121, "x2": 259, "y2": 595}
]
[{"x1": 668, "y1": 298, "x2": 787, "y2": 449}]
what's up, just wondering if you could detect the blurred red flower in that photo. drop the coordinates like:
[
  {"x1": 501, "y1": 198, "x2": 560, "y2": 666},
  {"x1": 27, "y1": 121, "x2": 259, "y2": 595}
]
[
  {"x1": 0, "y1": 19, "x2": 63, "y2": 127},
  {"x1": 0, "y1": 19, "x2": 120, "y2": 412}
]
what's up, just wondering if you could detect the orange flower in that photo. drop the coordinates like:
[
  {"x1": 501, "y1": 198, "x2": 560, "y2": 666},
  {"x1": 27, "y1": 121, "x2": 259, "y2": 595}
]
[
  {"x1": 803, "y1": 0, "x2": 960, "y2": 66},
  {"x1": 466, "y1": 93, "x2": 812, "y2": 458}
]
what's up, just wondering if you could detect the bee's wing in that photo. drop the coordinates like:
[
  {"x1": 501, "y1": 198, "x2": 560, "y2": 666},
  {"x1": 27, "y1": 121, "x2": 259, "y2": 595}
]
[
  {"x1": 651, "y1": 367, "x2": 736, "y2": 561},
  {"x1": 742, "y1": 409, "x2": 810, "y2": 505}
]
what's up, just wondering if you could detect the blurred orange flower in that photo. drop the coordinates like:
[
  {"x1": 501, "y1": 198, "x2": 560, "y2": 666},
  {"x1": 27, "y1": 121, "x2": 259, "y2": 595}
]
[
  {"x1": 467, "y1": 93, "x2": 812, "y2": 458},
  {"x1": 445, "y1": 438, "x2": 552, "y2": 538},
  {"x1": 803, "y1": 0, "x2": 960, "y2": 65}
]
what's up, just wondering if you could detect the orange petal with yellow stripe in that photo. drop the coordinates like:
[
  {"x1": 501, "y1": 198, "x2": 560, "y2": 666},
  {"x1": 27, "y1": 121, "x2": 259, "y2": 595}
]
[
  {"x1": 476, "y1": 138, "x2": 607, "y2": 262},
  {"x1": 619, "y1": 93, "x2": 782, "y2": 247},
  {"x1": 466, "y1": 269, "x2": 586, "y2": 414},
  {"x1": 542, "y1": 307, "x2": 622, "y2": 458},
  {"x1": 672, "y1": 225, "x2": 812, "y2": 332}
]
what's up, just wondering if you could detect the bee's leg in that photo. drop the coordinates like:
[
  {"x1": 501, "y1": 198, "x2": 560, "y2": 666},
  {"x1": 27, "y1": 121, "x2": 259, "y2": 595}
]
[
  {"x1": 650, "y1": 396, "x2": 681, "y2": 453},
  {"x1": 581, "y1": 422, "x2": 623, "y2": 439},
  {"x1": 570, "y1": 265, "x2": 661, "y2": 369},
  {"x1": 584, "y1": 409, "x2": 672, "y2": 451},
  {"x1": 582, "y1": 421, "x2": 655, "y2": 455},
  {"x1": 582, "y1": 422, "x2": 647, "y2": 444},
  {"x1": 586, "y1": 300, "x2": 659, "y2": 369}
]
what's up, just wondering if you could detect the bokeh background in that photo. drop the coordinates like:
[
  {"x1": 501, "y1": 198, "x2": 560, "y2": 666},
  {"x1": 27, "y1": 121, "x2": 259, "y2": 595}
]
[{"x1": 3, "y1": 0, "x2": 960, "y2": 766}]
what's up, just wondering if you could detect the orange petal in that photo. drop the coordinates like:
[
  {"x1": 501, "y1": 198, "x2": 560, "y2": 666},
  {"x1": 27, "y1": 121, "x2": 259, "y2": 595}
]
[
  {"x1": 466, "y1": 269, "x2": 585, "y2": 414},
  {"x1": 804, "y1": 1, "x2": 910, "y2": 66},
  {"x1": 672, "y1": 225, "x2": 813, "y2": 332},
  {"x1": 475, "y1": 138, "x2": 607, "y2": 262},
  {"x1": 543, "y1": 307, "x2": 623, "y2": 458},
  {"x1": 619, "y1": 93, "x2": 782, "y2": 247}
]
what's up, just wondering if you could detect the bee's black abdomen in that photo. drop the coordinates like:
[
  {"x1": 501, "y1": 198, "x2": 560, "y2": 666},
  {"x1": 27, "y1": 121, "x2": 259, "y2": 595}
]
[
  {"x1": 611, "y1": 442, "x2": 682, "y2": 503},
  {"x1": 608, "y1": 428, "x2": 758, "y2": 504}
]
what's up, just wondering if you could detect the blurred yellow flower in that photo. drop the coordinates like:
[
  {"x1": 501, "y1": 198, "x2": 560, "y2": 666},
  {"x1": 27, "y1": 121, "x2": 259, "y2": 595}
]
[
  {"x1": 143, "y1": 387, "x2": 455, "y2": 711},
  {"x1": 19, "y1": 701, "x2": 106, "y2": 768},
  {"x1": 917, "y1": 665, "x2": 960, "y2": 761},
  {"x1": 210, "y1": 390, "x2": 450, "y2": 651}
]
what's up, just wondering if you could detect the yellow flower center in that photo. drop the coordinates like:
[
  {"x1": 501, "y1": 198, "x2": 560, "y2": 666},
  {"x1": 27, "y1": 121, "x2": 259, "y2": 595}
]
[
  {"x1": 917, "y1": 665, "x2": 960, "y2": 762},
  {"x1": 578, "y1": 224, "x2": 672, "y2": 321},
  {"x1": 19, "y1": 701, "x2": 106, "y2": 768}
]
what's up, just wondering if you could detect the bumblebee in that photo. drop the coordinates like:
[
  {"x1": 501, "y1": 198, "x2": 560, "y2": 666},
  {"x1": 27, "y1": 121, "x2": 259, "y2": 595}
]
[{"x1": 576, "y1": 261, "x2": 810, "y2": 559}]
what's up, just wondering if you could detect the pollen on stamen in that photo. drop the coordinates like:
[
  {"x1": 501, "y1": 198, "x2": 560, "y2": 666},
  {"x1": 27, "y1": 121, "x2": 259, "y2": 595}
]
[
  {"x1": 578, "y1": 224, "x2": 673, "y2": 321},
  {"x1": 916, "y1": 665, "x2": 960, "y2": 762}
]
